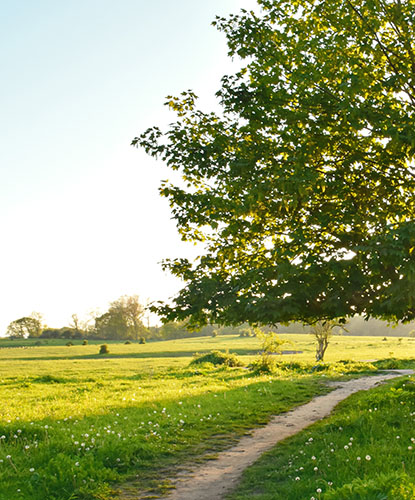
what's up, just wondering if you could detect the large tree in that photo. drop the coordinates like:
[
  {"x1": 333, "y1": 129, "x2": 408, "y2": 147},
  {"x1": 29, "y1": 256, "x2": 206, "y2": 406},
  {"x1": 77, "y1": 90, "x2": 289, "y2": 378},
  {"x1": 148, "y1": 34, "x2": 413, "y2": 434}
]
[
  {"x1": 6, "y1": 313, "x2": 44, "y2": 338},
  {"x1": 134, "y1": 0, "x2": 415, "y2": 327},
  {"x1": 94, "y1": 295, "x2": 146, "y2": 340}
]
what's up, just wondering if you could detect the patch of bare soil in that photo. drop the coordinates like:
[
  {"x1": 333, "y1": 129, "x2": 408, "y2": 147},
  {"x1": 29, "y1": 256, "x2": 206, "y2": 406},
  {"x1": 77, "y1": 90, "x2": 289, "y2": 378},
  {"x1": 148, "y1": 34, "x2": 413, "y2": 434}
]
[{"x1": 116, "y1": 370, "x2": 413, "y2": 500}]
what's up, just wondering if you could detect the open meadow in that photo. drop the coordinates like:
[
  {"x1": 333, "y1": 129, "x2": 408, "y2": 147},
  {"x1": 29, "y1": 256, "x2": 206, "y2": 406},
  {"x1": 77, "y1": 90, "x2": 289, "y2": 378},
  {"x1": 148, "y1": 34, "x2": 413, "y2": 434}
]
[{"x1": 0, "y1": 333, "x2": 414, "y2": 500}]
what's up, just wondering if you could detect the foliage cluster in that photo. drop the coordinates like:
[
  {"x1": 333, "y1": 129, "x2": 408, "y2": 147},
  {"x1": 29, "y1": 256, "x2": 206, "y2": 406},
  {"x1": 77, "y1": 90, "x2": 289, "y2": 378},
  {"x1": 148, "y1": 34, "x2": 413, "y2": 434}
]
[
  {"x1": 93, "y1": 295, "x2": 146, "y2": 341},
  {"x1": 6, "y1": 313, "x2": 43, "y2": 339},
  {"x1": 251, "y1": 331, "x2": 287, "y2": 372},
  {"x1": 150, "y1": 321, "x2": 258, "y2": 340},
  {"x1": 190, "y1": 350, "x2": 242, "y2": 367},
  {"x1": 136, "y1": 0, "x2": 415, "y2": 328},
  {"x1": 40, "y1": 327, "x2": 83, "y2": 340},
  {"x1": 252, "y1": 358, "x2": 378, "y2": 376}
]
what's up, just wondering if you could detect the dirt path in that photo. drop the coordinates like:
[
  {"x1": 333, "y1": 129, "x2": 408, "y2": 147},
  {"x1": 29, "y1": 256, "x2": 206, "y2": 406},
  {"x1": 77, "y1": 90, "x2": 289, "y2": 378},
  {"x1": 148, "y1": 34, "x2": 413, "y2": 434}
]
[
  {"x1": 164, "y1": 370, "x2": 413, "y2": 500},
  {"x1": 117, "y1": 369, "x2": 413, "y2": 500}
]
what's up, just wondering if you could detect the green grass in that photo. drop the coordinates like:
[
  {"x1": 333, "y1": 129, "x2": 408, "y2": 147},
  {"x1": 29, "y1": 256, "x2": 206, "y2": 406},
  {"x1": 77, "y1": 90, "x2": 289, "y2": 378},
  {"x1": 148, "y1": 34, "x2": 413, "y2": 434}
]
[
  {"x1": 0, "y1": 334, "x2": 414, "y2": 499},
  {"x1": 227, "y1": 376, "x2": 415, "y2": 500}
]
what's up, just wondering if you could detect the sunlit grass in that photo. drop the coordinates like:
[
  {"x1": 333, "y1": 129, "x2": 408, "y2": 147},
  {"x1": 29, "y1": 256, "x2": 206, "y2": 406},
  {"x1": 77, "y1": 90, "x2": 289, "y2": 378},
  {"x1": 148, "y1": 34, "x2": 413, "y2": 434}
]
[
  {"x1": 0, "y1": 337, "x2": 325, "y2": 500},
  {"x1": 0, "y1": 334, "x2": 414, "y2": 499},
  {"x1": 2, "y1": 333, "x2": 415, "y2": 363}
]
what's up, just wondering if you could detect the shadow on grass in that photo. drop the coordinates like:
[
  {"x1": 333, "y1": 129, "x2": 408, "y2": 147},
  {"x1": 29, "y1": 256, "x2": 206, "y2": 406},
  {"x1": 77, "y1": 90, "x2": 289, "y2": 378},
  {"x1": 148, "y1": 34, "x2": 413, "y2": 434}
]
[
  {"x1": 0, "y1": 372, "x2": 331, "y2": 500},
  {"x1": 0, "y1": 348, "x2": 260, "y2": 362},
  {"x1": 0, "y1": 374, "x2": 327, "y2": 450}
]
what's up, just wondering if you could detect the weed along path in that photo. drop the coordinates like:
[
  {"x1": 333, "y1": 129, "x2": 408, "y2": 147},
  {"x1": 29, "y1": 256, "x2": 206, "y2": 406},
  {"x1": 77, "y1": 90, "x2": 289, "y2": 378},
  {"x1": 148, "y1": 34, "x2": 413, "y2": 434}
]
[{"x1": 139, "y1": 369, "x2": 412, "y2": 500}]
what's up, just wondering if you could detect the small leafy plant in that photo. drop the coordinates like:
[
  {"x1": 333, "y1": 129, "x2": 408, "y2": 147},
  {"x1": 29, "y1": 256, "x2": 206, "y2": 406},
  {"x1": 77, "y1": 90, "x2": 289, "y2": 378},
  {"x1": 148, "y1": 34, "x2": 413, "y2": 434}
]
[{"x1": 251, "y1": 329, "x2": 287, "y2": 373}]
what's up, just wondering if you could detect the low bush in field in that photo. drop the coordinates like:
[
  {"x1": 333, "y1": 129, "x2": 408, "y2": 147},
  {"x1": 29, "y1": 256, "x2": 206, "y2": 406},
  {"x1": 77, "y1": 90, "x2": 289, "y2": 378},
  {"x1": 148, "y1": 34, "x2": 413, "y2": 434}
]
[
  {"x1": 374, "y1": 357, "x2": 415, "y2": 370},
  {"x1": 190, "y1": 350, "x2": 242, "y2": 367},
  {"x1": 99, "y1": 344, "x2": 109, "y2": 354},
  {"x1": 311, "y1": 360, "x2": 377, "y2": 375},
  {"x1": 250, "y1": 354, "x2": 276, "y2": 373},
  {"x1": 251, "y1": 359, "x2": 378, "y2": 375}
]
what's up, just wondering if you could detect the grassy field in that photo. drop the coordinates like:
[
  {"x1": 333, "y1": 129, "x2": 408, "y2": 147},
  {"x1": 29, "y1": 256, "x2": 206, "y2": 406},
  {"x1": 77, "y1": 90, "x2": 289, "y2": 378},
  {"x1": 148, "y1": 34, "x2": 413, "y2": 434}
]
[
  {"x1": 0, "y1": 334, "x2": 414, "y2": 500},
  {"x1": 2, "y1": 332, "x2": 414, "y2": 361}
]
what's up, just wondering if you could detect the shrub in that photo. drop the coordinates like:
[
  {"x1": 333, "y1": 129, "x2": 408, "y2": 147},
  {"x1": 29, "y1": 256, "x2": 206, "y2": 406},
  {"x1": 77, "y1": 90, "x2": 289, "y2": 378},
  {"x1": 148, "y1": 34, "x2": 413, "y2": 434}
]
[
  {"x1": 251, "y1": 359, "x2": 377, "y2": 375},
  {"x1": 311, "y1": 361, "x2": 331, "y2": 372},
  {"x1": 32, "y1": 375, "x2": 66, "y2": 384},
  {"x1": 274, "y1": 360, "x2": 310, "y2": 373},
  {"x1": 82, "y1": 339, "x2": 88, "y2": 345},
  {"x1": 190, "y1": 350, "x2": 242, "y2": 367},
  {"x1": 139, "y1": 337, "x2": 146, "y2": 344},
  {"x1": 251, "y1": 331, "x2": 287, "y2": 373},
  {"x1": 125, "y1": 340, "x2": 131, "y2": 345},
  {"x1": 260, "y1": 331, "x2": 286, "y2": 355},
  {"x1": 99, "y1": 344, "x2": 109, "y2": 354},
  {"x1": 239, "y1": 327, "x2": 251, "y2": 337},
  {"x1": 250, "y1": 354, "x2": 276, "y2": 373},
  {"x1": 66, "y1": 342, "x2": 73, "y2": 347},
  {"x1": 374, "y1": 357, "x2": 412, "y2": 369}
]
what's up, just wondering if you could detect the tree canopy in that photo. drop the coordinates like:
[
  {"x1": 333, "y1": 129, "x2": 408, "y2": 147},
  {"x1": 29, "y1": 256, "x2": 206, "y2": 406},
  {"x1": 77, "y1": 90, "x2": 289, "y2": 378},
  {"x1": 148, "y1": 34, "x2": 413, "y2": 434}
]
[
  {"x1": 94, "y1": 295, "x2": 146, "y2": 340},
  {"x1": 134, "y1": 0, "x2": 415, "y2": 327},
  {"x1": 6, "y1": 313, "x2": 44, "y2": 338}
]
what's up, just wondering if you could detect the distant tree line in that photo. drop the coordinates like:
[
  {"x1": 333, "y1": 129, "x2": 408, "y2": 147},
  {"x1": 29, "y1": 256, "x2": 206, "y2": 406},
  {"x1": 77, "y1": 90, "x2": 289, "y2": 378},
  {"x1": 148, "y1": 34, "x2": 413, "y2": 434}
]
[
  {"x1": 6, "y1": 312, "x2": 44, "y2": 339},
  {"x1": 5, "y1": 296, "x2": 148, "y2": 341},
  {"x1": 148, "y1": 322, "x2": 253, "y2": 340},
  {"x1": 6, "y1": 297, "x2": 415, "y2": 341},
  {"x1": 274, "y1": 317, "x2": 415, "y2": 338},
  {"x1": 5, "y1": 297, "x2": 256, "y2": 341}
]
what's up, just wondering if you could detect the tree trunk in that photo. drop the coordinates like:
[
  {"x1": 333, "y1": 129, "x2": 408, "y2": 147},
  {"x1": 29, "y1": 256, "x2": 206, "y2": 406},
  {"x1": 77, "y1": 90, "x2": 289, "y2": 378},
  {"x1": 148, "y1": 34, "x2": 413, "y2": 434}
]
[{"x1": 315, "y1": 338, "x2": 329, "y2": 362}]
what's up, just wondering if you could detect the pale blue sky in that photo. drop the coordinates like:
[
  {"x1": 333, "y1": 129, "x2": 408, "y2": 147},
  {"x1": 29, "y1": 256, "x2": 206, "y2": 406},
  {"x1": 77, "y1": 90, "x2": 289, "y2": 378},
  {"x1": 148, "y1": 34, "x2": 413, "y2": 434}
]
[{"x1": 0, "y1": 0, "x2": 258, "y2": 333}]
